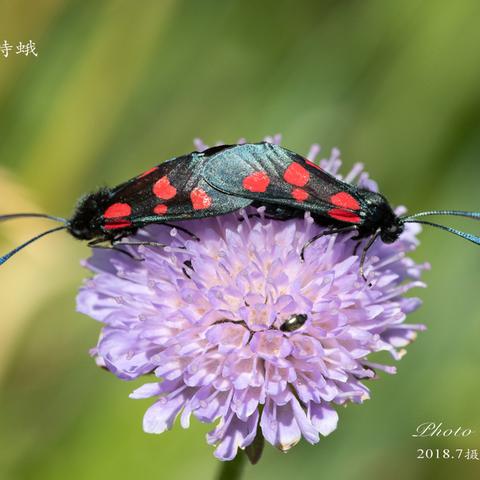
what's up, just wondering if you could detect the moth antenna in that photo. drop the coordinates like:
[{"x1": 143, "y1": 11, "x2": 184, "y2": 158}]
[
  {"x1": 403, "y1": 210, "x2": 480, "y2": 221},
  {"x1": 403, "y1": 219, "x2": 480, "y2": 246},
  {"x1": 0, "y1": 226, "x2": 67, "y2": 266},
  {"x1": 0, "y1": 213, "x2": 68, "y2": 224}
]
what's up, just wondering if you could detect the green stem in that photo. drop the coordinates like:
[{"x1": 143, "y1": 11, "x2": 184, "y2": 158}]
[{"x1": 216, "y1": 451, "x2": 246, "y2": 480}]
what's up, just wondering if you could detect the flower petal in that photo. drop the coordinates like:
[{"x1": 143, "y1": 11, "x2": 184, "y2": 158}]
[{"x1": 307, "y1": 402, "x2": 339, "y2": 436}]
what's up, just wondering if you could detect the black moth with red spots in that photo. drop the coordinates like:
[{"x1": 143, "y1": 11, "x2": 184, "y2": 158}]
[
  {"x1": 202, "y1": 142, "x2": 403, "y2": 242},
  {"x1": 0, "y1": 146, "x2": 251, "y2": 264},
  {"x1": 1, "y1": 141, "x2": 479, "y2": 271},
  {"x1": 67, "y1": 147, "x2": 251, "y2": 243},
  {"x1": 200, "y1": 142, "x2": 407, "y2": 278},
  {"x1": 202, "y1": 142, "x2": 480, "y2": 278}
]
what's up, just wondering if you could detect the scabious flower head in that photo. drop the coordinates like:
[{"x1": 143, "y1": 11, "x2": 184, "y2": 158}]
[{"x1": 77, "y1": 137, "x2": 429, "y2": 461}]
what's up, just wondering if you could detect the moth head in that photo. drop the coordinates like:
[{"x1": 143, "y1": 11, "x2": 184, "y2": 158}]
[
  {"x1": 68, "y1": 188, "x2": 112, "y2": 240},
  {"x1": 380, "y1": 218, "x2": 405, "y2": 244}
]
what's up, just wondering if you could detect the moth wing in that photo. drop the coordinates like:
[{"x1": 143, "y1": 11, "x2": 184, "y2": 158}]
[
  {"x1": 203, "y1": 142, "x2": 363, "y2": 224},
  {"x1": 102, "y1": 150, "x2": 250, "y2": 229}
]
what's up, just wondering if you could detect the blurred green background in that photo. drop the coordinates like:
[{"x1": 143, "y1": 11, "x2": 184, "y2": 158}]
[{"x1": 1, "y1": 1, "x2": 479, "y2": 479}]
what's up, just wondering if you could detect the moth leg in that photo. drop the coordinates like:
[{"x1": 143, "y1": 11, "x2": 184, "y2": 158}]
[
  {"x1": 160, "y1": 223, "x2": 200, "y2": 241},
  {"x1": 352, "y1": 240, "x2": 362, "y2": 256},
  {"x1": 182, "y1": 259, "x2": 194, "y2": 279},
  {"x1": 87, "y1": 238, "x2": 108, "y2": 246},
  {"x1": 359, "y1": 230, "x2": 381, "y2": 284},
  {"x1": 88, "y1": 241, "x2": 144, "y2": 261},
  {"x1": 300, "y1": 226, "x2": 357, "y2": 262},
  {"x1": 108, "y1": 239, "x2": 174, "y2": 260},
  {"x1": 113, "y1": 240, "x2": 170, "y2": 249}
]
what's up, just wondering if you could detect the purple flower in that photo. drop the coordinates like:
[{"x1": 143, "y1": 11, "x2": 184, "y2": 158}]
[{"x1": 77, "y1": 138, "x2": 429, "y2": 461}]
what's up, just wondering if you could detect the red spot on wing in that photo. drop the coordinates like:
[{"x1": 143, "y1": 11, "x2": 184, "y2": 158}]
[
  {"x1": 104, "y1": 203, "x2": 133, "y2": 229},
  {"x1": 104, "y1": 221, "x2": 132, "y2": 230},
  {"x1": 153, "y1": 176, "x2": 177, "y2": 200},
  {"x1": 190, "y1": 188, "x2": 212, "y2": 210},
  {"x1": 139, "y1": 166, "x2": 158, "y2": 178},
  {"x1": 153, "y1": 204, "x2": 168, "y2": 215},
  {"x1": 292, "y1": 188, "x2": 309, "y2": 202},
  {"x1": 284, "y1": 162, "x2": 310, "y2": 187},
  {"x1": 330, "y1": 192, "x2": 360, "y2": 211},
  {"x1": 243, "y1": 171, "x2": 270, "y2": 192},
  {"x1": 305, "y1": 159, "x2": 321, "y2": 170},
  {"x1": 104, "y1": 203, "x2": 132, "y2": 218},
  {"x1": 328, "y1": 208, "x2": 361, "y2": 223}
]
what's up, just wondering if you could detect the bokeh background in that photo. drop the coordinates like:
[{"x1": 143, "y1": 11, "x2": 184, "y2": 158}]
[{"x1": 1, "y1": 1, "x2": 480, "y2": 479}]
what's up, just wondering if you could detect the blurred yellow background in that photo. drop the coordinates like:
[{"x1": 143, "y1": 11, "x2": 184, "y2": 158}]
[{"x1": 1, "y1": 1, "x2": 479, "y2": 479}]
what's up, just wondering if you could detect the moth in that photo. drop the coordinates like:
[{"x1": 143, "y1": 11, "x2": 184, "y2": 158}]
[
  {"x1": 0, "y1": 146, "x2": 250, "y2": 264},
  {"x1": 1, "y1": 142, "x2": 479, "y2": 280},
  {"x1": 201, "y1": 142, "x2": 480, "y2": 278}
]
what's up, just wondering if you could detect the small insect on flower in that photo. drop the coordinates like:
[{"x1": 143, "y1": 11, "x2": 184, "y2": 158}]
[
  {"x1": 77, "y1": 144, "x2": 430, "y2": 461},
  {"x1": 279, "y1": 314, "x2": 308, "y2": 332}
]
